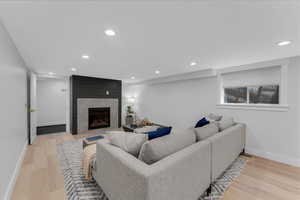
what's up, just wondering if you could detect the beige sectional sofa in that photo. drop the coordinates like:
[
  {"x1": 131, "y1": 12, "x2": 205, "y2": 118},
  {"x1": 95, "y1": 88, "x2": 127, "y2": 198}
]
[{"x1": 94, "y1": 122, "x2": 246, "y2": 200}]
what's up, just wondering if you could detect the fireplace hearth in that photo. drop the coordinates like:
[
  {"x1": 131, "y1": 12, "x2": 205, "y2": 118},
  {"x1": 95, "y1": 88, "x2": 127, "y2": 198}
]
[{"x1": 88, "y1": 107, "x2": 110, "y2": 129}]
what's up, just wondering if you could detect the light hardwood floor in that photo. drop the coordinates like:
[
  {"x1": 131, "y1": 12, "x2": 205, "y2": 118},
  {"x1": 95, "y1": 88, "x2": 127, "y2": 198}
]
[{"x1": 11, "y1": 132, "x2": 300, "y2": 200}]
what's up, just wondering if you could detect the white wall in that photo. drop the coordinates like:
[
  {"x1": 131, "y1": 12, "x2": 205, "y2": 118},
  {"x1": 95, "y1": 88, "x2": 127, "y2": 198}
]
[
  {"x1": 125, "y1": 77, "x2": 218, "y2": 130},
  {"x1": 0, "y1": 21, "x2": 28, "y2": 199},
  {"x1": 124, "y1": 56, "x2": 300, "y2": 167},
  {"x1": 37, "y1": 78, "x2": 67, "y2": 126}
]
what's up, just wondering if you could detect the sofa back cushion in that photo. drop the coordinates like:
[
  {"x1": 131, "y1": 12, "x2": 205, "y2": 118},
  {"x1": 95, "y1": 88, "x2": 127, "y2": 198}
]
[
  {"x1": 218, "y1": 117, "x2": 235, "y2": 131},
  {"x1": 138, "y1": 129, "x2": 196, "y2": 164},
  {"x1": 109, "y1": 133, "x2": 148, "y2": 157},
  {"x1": 194, "y1": 123, "x2": 219, "y2": 141}
]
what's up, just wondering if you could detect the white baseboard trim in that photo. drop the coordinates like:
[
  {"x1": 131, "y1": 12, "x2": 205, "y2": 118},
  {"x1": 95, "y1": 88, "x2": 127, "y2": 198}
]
[
  {"x1": 4, "y1": 141, "x2": 27, "y2": 200},
  {"x1": 246, "y1": 148, "x2": 300, "y2": 167}
]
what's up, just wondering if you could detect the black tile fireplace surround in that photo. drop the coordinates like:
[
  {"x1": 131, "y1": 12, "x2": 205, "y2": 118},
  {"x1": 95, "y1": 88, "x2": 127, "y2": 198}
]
[
  {"x1": 88, "y1": 107, "x2": 110, "y2": 129},
  {"x1": 70, "y1": 75, "x2": 122, "y2": 134}
]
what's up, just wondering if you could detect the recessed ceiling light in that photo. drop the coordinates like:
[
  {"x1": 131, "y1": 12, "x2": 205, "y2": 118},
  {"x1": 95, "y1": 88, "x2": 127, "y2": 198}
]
[
  {"x1": 81, "y1": 54, "x2": 90, "y2": 59},
  {"x1": 277, "y1": 40, "x2": 291, "y2": 46},
  {"x1": 71, "y1": 68, "x2": 77, "y2": 72},
  {"x1": 155, "y1": 70, "x2": 160, "y2": 74},
  {"x1": 131, "y1": 76, "x2": 135, "y2": 80},
  {"x1": 190, "y1": 61, "x2": 197, "y2": 66},
  {"x1": 48, "y1": 72, "x2": 55, "y2": 76},
  {"x1": 105, "y1": 29, "x2": 116, "y2": 36}
]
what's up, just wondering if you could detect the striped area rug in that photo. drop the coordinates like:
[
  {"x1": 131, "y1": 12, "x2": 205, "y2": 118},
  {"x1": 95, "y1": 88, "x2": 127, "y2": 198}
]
[{"x1": 57, "y1": 140, "x2": 247, "y2": 200}]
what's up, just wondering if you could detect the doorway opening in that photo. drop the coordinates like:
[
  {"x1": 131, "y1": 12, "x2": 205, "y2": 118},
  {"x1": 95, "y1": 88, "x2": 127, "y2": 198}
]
[{"x1": 35, "y1": 76, "x2": 69, "y2": 136}]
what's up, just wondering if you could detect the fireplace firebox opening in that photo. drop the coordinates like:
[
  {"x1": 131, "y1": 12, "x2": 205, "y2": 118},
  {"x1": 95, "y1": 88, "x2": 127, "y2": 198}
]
[{"x1": 88, "y1": 107, "x2": 110, "y2": 129}]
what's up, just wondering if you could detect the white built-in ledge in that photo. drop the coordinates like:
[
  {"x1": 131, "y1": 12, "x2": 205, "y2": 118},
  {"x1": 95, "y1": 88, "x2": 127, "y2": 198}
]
[
  {"x1": 216, "y1": 103, "x2": 289, "y2": 112},
  {"x1": 137, "y1": 68, "x2": 217, "y2": 85}
]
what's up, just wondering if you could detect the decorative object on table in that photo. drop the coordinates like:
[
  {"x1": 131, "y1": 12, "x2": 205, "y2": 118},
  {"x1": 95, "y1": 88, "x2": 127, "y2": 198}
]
[
  {"x1": 82, "y1": 135, "x2": 105, "y2": 148},
  {"x1": 125, "y1": 105, "x2": 135, "y2": 125},
  {"x1": 139, "y1": 118, "x2": 153, "y2": 126},
  {"x1": 57, "y1": 140, "x2": 247, "y2": 200},
  {"x1": 125, "y1": 115, "x2": 134, "y2": 125},
  {"x1": 126, "y1": 105, "x2": 134, "y2": 114}
]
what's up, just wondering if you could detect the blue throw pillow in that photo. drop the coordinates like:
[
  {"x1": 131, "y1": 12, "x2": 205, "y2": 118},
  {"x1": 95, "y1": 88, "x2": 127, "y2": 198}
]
[
  {"x1": 148, "y1": 127, "x2": 172, "y2": 140},
  {"x1": 195, "y1": 117, "x2": 210, "y2": 128}
]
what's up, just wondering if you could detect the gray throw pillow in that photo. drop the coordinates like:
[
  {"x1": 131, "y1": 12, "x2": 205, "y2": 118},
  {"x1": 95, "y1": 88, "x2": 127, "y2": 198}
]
[
  {"x1": 138, "y1": 129, "x2": 196, "y2": 165},
  {"x1": 194, "y1": 123, "x2": 219, "y2": 141},
  {"x1": 109, "y1": 133, "x2": 148, "y2": 157},
  {"x1": 218, "y1": 117, "x2": 235, "y2": 131}
]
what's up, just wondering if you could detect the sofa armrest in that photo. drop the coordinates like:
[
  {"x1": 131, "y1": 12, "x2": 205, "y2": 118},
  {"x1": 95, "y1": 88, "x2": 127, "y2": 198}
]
[
  {"x1": 96, "y1": 140, "x2": 211, "y2": 200},
  {"x1": 208, "y1": 123, "x2": 246, "y2": 181},
  {"x1": 238, "y1": 123, "x2": 246, "y2": 149},
  {"x1": 146, "y1": 140, "x2": 211, "y2": 200},
  {"x1": 96, "y1": 142, "x2": 150, "y2": 200}
]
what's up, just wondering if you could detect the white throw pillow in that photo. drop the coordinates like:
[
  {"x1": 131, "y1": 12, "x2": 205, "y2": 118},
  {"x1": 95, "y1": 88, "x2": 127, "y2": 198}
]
[
  {"x1": 109, "y1": 133, "x2": 148, "y2": 157},
  {"x1": 194, "y1": 123, "x2": 219, "y2": 141},
  {"x1": 206, "y1": 113, "x2": 222, "y2": 121},
  {"x1": 218, "y1": 117, "x2": 235, "y2": 131}
]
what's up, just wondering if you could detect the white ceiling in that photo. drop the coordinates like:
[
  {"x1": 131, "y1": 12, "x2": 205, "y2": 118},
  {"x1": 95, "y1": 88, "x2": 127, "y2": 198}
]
[{"x1": 0, "y1": 1, "x2": 299, "y2": 82}]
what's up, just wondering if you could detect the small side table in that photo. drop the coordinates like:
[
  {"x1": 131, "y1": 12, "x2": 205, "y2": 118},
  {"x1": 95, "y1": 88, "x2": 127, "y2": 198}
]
[
  {"x1": 83, "y1": 135, "x2": 105, "y2": 149},
  {"x1": 122, "y1": 124, "x2": 166, "y2": 133},
  {"x1": 122, "y1": 125, "x2": 139, "y2": 132}
]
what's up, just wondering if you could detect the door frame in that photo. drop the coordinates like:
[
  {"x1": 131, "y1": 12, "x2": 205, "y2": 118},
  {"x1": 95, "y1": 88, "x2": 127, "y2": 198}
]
[
  {"x1": 29, "y1": 72, "x2": 37, "y2": 144},
  {"x1": 27, "y1": 72, "x2": 31, "y2": 145},
  {"x1": 28, "y1": 74, "x2": 70, "y2": 140}
]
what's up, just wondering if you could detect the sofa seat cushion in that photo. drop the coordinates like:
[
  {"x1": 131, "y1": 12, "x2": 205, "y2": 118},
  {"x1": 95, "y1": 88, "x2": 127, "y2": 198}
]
[
  {"x1": 138, "y1": 129, "x2": 196, "y2": 164},
  {"x1": 194, "y1": 123, "x2": 219, "y2": 141},
  {"x1": 109, "y1": 133, "x2": 148, "y2": 157}
]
